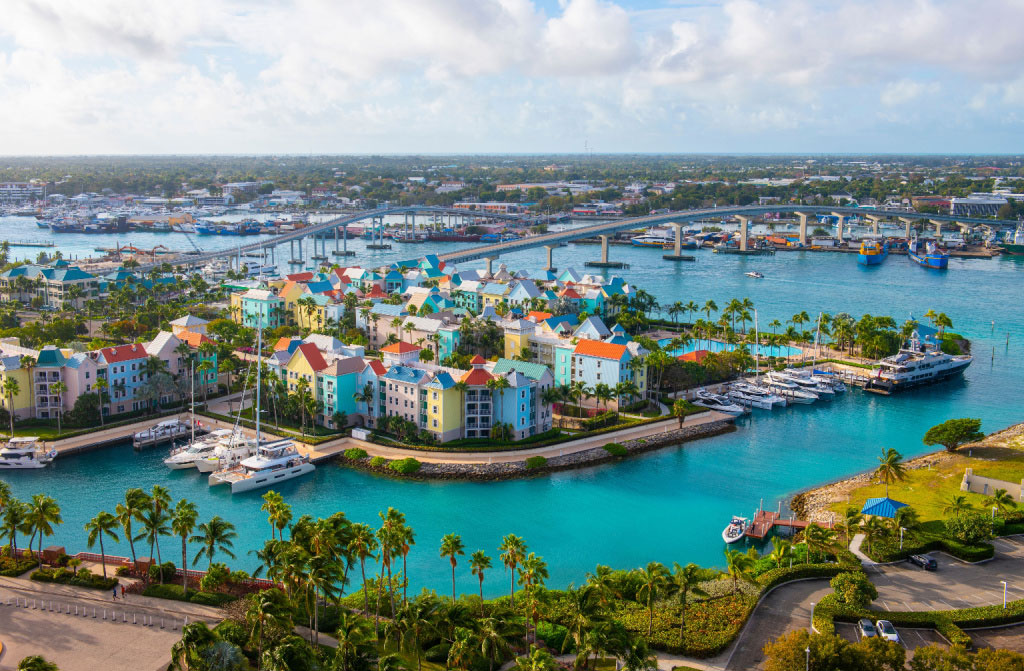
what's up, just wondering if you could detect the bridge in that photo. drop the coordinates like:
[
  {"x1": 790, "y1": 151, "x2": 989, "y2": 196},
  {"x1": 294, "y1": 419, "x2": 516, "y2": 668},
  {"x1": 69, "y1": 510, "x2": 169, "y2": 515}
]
[
  {"x1": 435, "y1": 204, "x2": 1017, "y2": 273},
  {"x1": 143, "y1": 204, "x2": 1016, "y2": 274}
]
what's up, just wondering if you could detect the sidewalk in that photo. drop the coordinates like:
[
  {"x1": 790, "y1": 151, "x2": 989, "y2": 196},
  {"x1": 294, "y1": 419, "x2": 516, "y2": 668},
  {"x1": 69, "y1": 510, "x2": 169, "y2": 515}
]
[{"x1": 849, "y1": 534, "x2": 875, "y2": 565}]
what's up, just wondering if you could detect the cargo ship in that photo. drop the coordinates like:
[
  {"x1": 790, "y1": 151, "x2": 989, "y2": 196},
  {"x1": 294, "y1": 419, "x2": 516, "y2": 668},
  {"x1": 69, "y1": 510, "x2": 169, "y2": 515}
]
[
  {"x1": 857, "y1": 239, "x2": 889, "y2": 265},
  {"x1": 908, "y1": 238, "x2": 949, "y2": 269},
  {"x1": 1000, "y1": 224, "x2": 1024, "y2": 255}
]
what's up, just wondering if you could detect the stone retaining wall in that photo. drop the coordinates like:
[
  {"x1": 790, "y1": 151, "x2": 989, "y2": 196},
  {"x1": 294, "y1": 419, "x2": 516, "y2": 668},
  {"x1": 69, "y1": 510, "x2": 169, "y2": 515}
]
[{"x1": 339, "y1": 419, "x2": 736, "y2": 481}]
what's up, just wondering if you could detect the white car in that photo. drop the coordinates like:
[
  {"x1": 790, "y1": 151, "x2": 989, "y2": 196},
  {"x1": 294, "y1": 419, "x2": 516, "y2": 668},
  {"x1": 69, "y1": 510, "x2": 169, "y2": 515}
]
[{"x1": 875, "y1": 620, "x2": 899, "y2": 643}]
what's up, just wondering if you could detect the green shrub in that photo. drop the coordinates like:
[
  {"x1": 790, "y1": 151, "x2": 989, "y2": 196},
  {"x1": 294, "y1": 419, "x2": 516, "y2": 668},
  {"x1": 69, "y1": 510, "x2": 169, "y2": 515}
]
[
  {"x1": 525, "y1": 456, "x2": 547, "y2": 469},
  {"x1": 424, "y1": 643, "x2": 450, "y2": 663},
  {"x1": 143, "y1": 583, "x2": 186, "y2": 601},
  {"x1": 214, "y1": 620, "x2": 249, "y2": 646},
  {"x1": 945, "y1": 512, "x2": 995, "y2": 545},
  {"x1": 114, "y1": 566, "x2": 132, "y2": 577},
  {"x1": 189, "y1": 591, "x2": 236, "y2": 606},
  {"x1": 830, "y1": 572, "x2": 877, "y2": 608},
  {"x1": 30, "y1": 567, "x2": 118, "y2": 590},
  {"x1": 602, "y1": 442, "x2": 627, "y2": 457},
  {"x1": 387, "y1": 457, "x2": 421, "y2": 474},
  {"x1": 343, "y1": 447, "x2": 368, "y2": 460},
  {"x1": 535, "y1": 621, "x2": 569, "y2": 651},
  {"x1": 148, "y1": 561, "x2": 176, "y2": 583},
  {"x1": 0, "y1": 555, "x2": 35, "y2": 577},
  {"x1": 582, "y1": 411, "x2": 619, "y2": 430},
  {"x1": 369, "y1": 456, "x2": 387, "y2": 468}
]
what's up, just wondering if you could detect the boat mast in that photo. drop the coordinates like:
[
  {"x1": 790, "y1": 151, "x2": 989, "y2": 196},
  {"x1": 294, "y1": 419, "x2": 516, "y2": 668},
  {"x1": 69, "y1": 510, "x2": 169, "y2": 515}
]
[
  {"x1": 814, "y1": 312, "x2": 822, "y2": 363},
  {"x1": 754, "y1": 309, "x2": 760, "y2": 382},
  {"x1": 255, "y1": 303, "x2": 263, "y2": 445},
  {"x1": 190, "y1": 360, "x2": 195, "y2": 444}
]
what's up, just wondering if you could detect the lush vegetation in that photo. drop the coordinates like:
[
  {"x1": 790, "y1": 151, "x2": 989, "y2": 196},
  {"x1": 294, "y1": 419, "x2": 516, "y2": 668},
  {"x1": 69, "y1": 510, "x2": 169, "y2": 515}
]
[{"x1": 31, "y1": 567, "x2": 119, "y2": 590}]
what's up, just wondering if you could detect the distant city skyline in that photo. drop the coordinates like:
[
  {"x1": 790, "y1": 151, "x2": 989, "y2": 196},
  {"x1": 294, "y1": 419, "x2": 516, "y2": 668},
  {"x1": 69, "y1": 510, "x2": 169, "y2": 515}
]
[{"x1": 2, "y1": 0, "x2": 1023, "y2": 155}]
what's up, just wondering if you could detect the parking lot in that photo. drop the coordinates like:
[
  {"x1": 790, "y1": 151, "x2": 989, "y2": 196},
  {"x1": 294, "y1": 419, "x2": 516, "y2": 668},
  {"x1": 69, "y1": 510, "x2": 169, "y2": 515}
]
[{"x1": 864, "y1": 536, "x2": 1024, "y2": 612}]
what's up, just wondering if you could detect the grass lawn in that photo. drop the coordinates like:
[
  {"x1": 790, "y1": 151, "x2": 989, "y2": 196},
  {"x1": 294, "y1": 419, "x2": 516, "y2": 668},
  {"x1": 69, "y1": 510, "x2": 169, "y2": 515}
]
[{"x1": 828, "y1": 434, "x2": 1024, "y2": 523}]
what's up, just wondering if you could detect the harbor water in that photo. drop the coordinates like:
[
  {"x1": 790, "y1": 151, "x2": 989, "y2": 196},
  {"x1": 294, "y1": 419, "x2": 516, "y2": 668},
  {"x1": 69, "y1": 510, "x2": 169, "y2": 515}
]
[{"x1": 1, "y1": 217, "x2": 1023, "y2": 597}]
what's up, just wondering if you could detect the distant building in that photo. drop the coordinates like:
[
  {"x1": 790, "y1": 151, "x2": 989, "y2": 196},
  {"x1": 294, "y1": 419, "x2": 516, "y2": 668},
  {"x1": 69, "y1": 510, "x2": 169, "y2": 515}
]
[
  {"x1": 0, "y1": 182, "x2": 44, "y2": 203},
  {"x1": 950, "y1": 195, "x2": 1007, "y2": 217},
  {"x1": 221, "y1": 182, "x2": 260, "y2": 196}
]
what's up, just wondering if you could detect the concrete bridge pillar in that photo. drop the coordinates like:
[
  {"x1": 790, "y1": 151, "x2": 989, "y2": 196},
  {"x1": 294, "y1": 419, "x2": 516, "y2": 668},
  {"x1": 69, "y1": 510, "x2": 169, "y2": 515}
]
[
  {"x1": 898, "y1": 217, "x2": 914, "y2": 240},
  {"x1": 343, "y1": 225, "x2": 348, "y2": 254},
  {"x1": 795, "y1": 213, "x2": 809, "y2": 246},
  {"x1": 543, "y1": 245, "x2": 556, "y2": 271},
  {"x1": 736, "y1": 216, "x2": 750, "y2": 251},
  {"x1": 599, "y1": 235, "x2": 611, "y2": 263},
  {"x1": 831, "y1": 213, "x2": 847, "y2": 243},
  {"x1": 484, "y1": 256, "x2": 498, "y2": 277},
  {"x1": 867, "y1": 216, "x2": 880, "y2": 236},
  {"x1": 669, "y1": 222, "x2": 684, "y2": 257},
  {"x1": 930, "y1": 219, "x2": 943, "y2": 240}
]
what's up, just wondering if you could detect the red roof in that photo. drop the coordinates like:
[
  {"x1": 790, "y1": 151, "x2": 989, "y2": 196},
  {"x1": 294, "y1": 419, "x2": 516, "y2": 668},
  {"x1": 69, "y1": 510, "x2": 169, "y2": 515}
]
[
  {"x1": 678, "y1": 349, "x2": 711, "y2": 363},
  {"x1": 573, "y1": 340, "x2": 627, "y2": 361},
  {"x1": 381, "y1": 341, "x2": 422, "y2": 354},
  {"x1": 366, "y1": 285, "x2": 388, "y2": 299},
  {"x1": 560, "y1": 287, "x2": 581, "y2": 299},
  {"x1": 178, "y1": 331, "x2": 213, "y2": 348},
  {"x1": 294, "y1": 343, "x2": 329, "y2": 372},
  {"x1": 101, "y1": 343, "x2": 148, "y2": 363},
  {"x1": 460, "y1": 367, "x2": 493, "y2": 386},
  {"x1": 286, "y1": 272, "x2": 314, "y2": 282},
  {"x1": 366, "y1": 360, "x2": 387, "y2": 376},
  {"x1": 470, "y1": 355, "x2": 486, "y2": 364}
]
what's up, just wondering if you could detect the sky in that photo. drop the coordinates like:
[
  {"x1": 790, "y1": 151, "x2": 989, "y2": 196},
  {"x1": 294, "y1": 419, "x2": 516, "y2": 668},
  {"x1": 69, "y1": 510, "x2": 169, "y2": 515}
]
[{"x1": 1, "y1": 0, "x2": 1023, "y2": 155}]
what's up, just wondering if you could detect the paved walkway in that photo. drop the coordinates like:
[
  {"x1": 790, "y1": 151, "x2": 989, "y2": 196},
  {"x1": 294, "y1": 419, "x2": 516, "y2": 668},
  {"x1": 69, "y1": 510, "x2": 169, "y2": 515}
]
[
  {"x1": 301, "y1": 410, "x2": 729, "y2": 465},
  {"x1": 849, "y1": 533, "x2": 874, "y2": 565}
]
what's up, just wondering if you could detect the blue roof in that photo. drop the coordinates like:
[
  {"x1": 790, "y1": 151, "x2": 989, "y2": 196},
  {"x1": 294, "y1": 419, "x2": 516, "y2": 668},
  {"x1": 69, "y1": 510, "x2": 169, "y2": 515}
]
[
  {"x1": 422, "y1": 254, "x2": 441, "y2": 269},
  {"x1": 480, "y1": 283, "x2": 509, "y2": 295},
  {"x1": 426, "y1": 371, "x2": 456, "y2": 389},
  {"x1": 385, "y1": 270, "x2": 404, "y2": 280},
  {"x1": 861, "y1": 497, "x2": 908, "y2": 518},
  {"x1": 491, "y1": 358, "x2": 550, "y2": 381},
  {"x1": 543, "y1": 314, "x2": 579, "y2": 330},
  {"x1": 383, "y1": 365, "x2": 428, "y2": 384},
  {"x1": 305, "y1": 281, "x2": 334, "y2": 294},
  {"x1": 391, "y1": 259, "x2": 420, "y2": 270},
  {"x1": 371, "y1": 303, "x2": 407, "y2": 317}
]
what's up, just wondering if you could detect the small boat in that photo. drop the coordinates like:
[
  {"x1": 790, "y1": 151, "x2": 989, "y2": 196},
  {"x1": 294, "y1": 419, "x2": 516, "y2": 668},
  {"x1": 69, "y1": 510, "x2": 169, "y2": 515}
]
[
  {"x1": 908, "y1": 238, "x2": 949, "y2": 269},
  {"x1": 857, "y1": 240, "x2": 889, "y2": 265},
  {"x1": 208, "y1": 440, "x2": 315, "y2": 493},
  {"x1": 729, "y1": 382, "x2": 786, "y2": 409},
  {"x1": 722, "y1": 516, "x2": 748, "y2": 544},
  {"x1": 163, "y1": 429, "x2": 235, "y2": 470},
  {"x1": 775, "y1": 371, "x2": 835, "y2": 399},
  {"x1": 0, "y1": 437, "x2": 56, "y2": 469},
  {"x1": 744, "y1": 271, "x2": 764, "y2": 279},
  {"x1": 631, "y1": 234, "x2": 671, "y2": 248},
  {"x1": 195, "y1": 433, "x2": 258, "y2": 472},
  {"x1": 692, "y1": 390, "x2": 747, "y2": 415},
  {"x1": 133, "y1": 418, "x2": 192, "y2": 449},
  {"x1": 764, "y1": 374, "x2": 818, "y2": 403}
]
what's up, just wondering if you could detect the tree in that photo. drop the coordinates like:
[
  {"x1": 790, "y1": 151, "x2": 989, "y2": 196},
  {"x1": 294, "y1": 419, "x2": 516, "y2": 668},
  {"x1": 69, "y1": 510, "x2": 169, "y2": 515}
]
[
  {"x1": 116, "y1": 488, "x2": 148, "y2": 565},
  {"x1": 26, "y1": 494, "x2": 62, "y2": 567},
  {"x1": 16, "y1": 657, "x2": 60, "y2": 671},
  {"x1": 944, "y1": 511, "x2": 994, "y2": 545},
  {"x1": 498, "y1": 533, "x2": 527, "y2": 607},
  {"x1": 670, "y1": 562, "x2": 709, "y2": 640},
  {"x1": 874, "y1": 448, "x2": 907, "y2": 498},
  {"x1": 470, "y1": 550, "x2": 492, "y2": 616},
  {"x1": 333, "y1": 611, "x2": 376, "y2": 671},
  {"x1": 2, "y1": 377, "x2": 19, "y2": 437},
  {"x1": 348, "y1": 523, "x2": 378, "y2": 614},
  {"x1": 170, "y1": 621, "x2": 217, "y2": 671},
  {"x1": 763, "y1": 629, "x2": 905, "y2": 671},
  {"x1": 986, "y1": 488, "x2": 1017, "y2": 515},
  {"x1": 671, "y1": 398, "x2": 690, "y2": 427},
  {"x1": 830, "y1": 571, "x2": 877, "y2": 608},
  {"x1": 943, "y1": 494, "x2": 973, "y2": 519},
  {"x1": 440, "y1": 533, "x2": 465, "y2": 603},
  {"x1": 84, "y1": 511, "x2": 119, "y2": 579},
  {"x1": 246, "y1": 589, "x2": 293, "y2": 671},
  {"x1": 723, "y1": 547, "x2": 753, "y2": 593},
  {"x1": 191, "y1": 516, "x2": 238, "y2": 570},
  {"x1": 171, "y1": 499, "x2": 199, "y2": 597},
  {"x1": 804, "y1": 523, "x2": 836, "y2": 564},
  {"x1": 635, "y1": 561, "x2": 670, "y2": 636},
  {"x1": 923, "y1": 418, "x2": 984, "y2": 452},
  {"x1": 48, "y1": 380, "x2": 67, "y2": 435}
]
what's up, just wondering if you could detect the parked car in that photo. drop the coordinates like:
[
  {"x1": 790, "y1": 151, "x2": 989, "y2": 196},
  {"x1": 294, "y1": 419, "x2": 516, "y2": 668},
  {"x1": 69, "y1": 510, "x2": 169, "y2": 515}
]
[
  {"x1": 909, "y1": 554, "x2": 938, "y2": 570},
  {"x1": 857, "y1": 618, "x2": 878, "y2": 639},
  {"x1": 876, "y1": 620, "x2": 900, "y2": 643}
]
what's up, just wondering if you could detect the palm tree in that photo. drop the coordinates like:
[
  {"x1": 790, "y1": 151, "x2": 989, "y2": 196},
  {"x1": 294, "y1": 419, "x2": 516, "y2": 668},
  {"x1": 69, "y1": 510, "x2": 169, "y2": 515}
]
[
  {"x1": 768, "y1": 539, "x2": 792, "y2": 568},
  {"x1": 986, "y1": 488, "x2": 1016, "y2": 515},
  {"x1": 2, "y1": 377, "x2": 19, "y2": 437},
  {"x1": 48, "y1": 381, "x2": 67, "y2": 435},
  {"x1": 684, "y1": 300, "x2": 699, "y2": 326},
  {"x1": 943, "y1": 494, "x2": 973, "y2": 519},
  {"x1": 171, "y1": 499, "x2": 199, "y2": 597},
  {"x1": 84, "y1": 511, "x2": 119, "y2": 579},
  {"x1": 93, "y1": 376, "x2": 108, "y2": 426},
  {"x1": 593, "y1": 382, "x2": 613, "y2": 414},
  {"x1": 560, "y1": 583, "x2": 603, "y2": 658},
  {"x1": 3, "y1": 497, "x2": 27, "y2": 556},
  {"x1": 803, "y1": 523, "x2": 835, "y2": 564},
  {"x1": 440, "y1": 533, "x2": 465, "y2": 603},
  {"x1": 398, "y1": 521, "x2": 415, "y2": 605},
  {"x1": 140, "y1": 484, "x2": 171, "y2": 576},
  {"x1": 470, "y1": 550, "x2": 492, "y2": 615},
  {"x1": 348, "y1": 523, "x2": 378, "y2": 613},
  {"x1": 668, "y1": 301, "x2": 684, "y2": 328},
  {"x1": 862, "y1": 516, "x2": 889, "y2": 554},
  {"x1": 670, "y1": 562, "x2": 708, "y2": 640},
  {"x1": 116, "y1": 488, "x2": 148, "y2": 566},
  {"x1": 353, "y1": 382, "x2": 376, "y2": 426},
  {"x1": 246, "y1": 590, "x2": 292, "y2": 671},
  {"x1": 723, "y1": 548, "x2": 753, "y2": 594},
  {"x1": 498, "y1": 533, "x2": 527, "y2": 607},
  {"x1": 17, "y1": 656, "x2": 60, "y2": 671},
  {"x1": 478, "y1": 616, "x2": 515, "y2": 671},
  {"x1": 333, "y1": 611, "x2": 376, "y2": 671},
  {"x1": 517, "y1": 553, "x2": 549, "y2": 642},
  {"x1": 634, "y1": 562, "x2": 670, "y2": 636},
  {"x1": 191, "y1": 516, "x2": 237, "y2": 570},
  {"x1": 875, "y1": 448, "x2": 907, "y2": 498},
  {"x1": 26, "y1": 494, "x2": 62, "y2": 567}
]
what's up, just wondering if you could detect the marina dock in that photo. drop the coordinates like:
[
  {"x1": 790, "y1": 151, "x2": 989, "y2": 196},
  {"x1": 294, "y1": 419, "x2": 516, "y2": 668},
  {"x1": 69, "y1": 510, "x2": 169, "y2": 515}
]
[{"x1": 744, "y1": 509, "x2": 832, "y2": 540}]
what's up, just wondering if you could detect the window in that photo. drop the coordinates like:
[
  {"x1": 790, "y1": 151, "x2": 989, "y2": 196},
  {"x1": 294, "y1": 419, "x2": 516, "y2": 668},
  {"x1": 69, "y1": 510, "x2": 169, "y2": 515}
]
[
  {"x1": 432, "y1": 406, "x2": 438, "y2": 413},
  {"x1": 432, "y1": 392, "x2": 438, "y2": 400},
  {"x1": 432, "y1": 419, "x2": 438, "y2": 428}
]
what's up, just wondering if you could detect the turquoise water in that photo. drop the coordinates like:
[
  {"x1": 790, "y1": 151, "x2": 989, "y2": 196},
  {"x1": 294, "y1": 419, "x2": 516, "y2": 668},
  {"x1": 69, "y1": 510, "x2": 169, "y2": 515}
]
[
  {"x1": 2, "y1": 227, "x2": 1023, "y2": 598},
  {"x1": 658, "y1": 337, "x2": 802, "y2": 359}
]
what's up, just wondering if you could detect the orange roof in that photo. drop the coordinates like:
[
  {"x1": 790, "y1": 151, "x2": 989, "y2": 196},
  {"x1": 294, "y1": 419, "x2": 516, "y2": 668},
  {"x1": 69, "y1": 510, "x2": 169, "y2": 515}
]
[
  {"x1": 460, "y1": 367, "x2": 493, "y2": 386},
  {"x1": 678, "y1": 350, "x2": 711, "y2": 363},
  {"x1": 274, "y1": 336, "x2": 294, "y2": 352},
  {"x1": 527, "y1": 311, "x2": 553, "y2": 322},
  {"x1": 381, "y1": 341, "x2": 422, "y2": 354},
  {"x1": 470, "y1": 355, "x2": 486, "y2": 364},
  {"x1": 277, "y1": 280, "x2": 298, "y2": 298},
  {"x1": 573, "y1": 339, "x2": 627, "y2": 361},
  {"x1": 560, "y1": 287, "x2": 581, "y2": 299},
  {"x1": 286, "y1": 272, "x2": 314, "y2": 282},
  {"x1": 294, "y1": 343, "x2": 329, "y2": 372},
  {"x1": 366, "y1": 360, "x2": 387, "y2": 376},
  {"x1": 366, "y1": 285, "x2": 388, "y2": 299},
  {"x1": 178, "y1": 331, "x2": 213, "y2": 348}
]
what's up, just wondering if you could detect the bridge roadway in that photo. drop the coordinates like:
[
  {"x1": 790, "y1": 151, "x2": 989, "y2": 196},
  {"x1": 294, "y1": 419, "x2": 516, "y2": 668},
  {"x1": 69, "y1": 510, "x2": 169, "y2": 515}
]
[{"x1": 144, "y1": 204, "x2": 1015, "y2": 272}]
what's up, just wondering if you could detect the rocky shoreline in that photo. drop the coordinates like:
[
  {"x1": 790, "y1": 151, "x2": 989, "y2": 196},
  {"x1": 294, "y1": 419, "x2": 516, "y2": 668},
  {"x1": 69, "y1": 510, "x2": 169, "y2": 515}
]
[
  {"x1": 337, "y1": 419, "x2": 737, "y2": 481},
  {"x1": 791, "y1": 421, "x2": 1024, "y2": 523}
]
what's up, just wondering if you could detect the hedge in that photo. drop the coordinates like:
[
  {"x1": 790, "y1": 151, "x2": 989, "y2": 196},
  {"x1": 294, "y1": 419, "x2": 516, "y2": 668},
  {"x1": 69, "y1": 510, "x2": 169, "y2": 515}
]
[
  {"x1": 369, "y1": 456, "x2": 387, "y2": 468},
  {"x1": 142, "y1": 583, "x2": 235, "y2": 606},
  {"x1": 866, "y1": 534, "x2": 994, "y2": 563},
  {"x1": 755, "y1": 563, "x2": 851, "y2": 592},
  {"x1": 31, "y1": 568, "x2": 118, "y2": 590},
  {"x1": 387, "y1": 457, "x2": 421, "y2": 474},
  {"x1": 0, "y1": 556, "x2": 35, "y2": 577},
  {"x1": 525, "y1": 456, "x2": 548, "y2": 469},
  {"x1": 343, "y1": 447, "x2": 368, "y2": 460}
]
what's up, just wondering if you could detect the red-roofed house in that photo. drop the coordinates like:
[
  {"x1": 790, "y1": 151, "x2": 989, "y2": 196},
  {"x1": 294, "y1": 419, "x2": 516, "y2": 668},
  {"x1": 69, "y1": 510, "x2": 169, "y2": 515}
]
[
  {"x1": 96, "y1": 343, "x2": 150, "y2": 414},
  {"x1": 286, "y1": 272, "x2": 314, "y2": 282},
  {"x1": 569, "y1": 339, "x2": 648, "y2": 410},
  {"x1": 284, "y1": 342, "x2": 329, "y2": 392},
  {"x1": 527, "y1": 311, "x2": 553, "y2": 322},
  {"x1": 381, "y1": 341, "x2": 422, "y2": 366}
]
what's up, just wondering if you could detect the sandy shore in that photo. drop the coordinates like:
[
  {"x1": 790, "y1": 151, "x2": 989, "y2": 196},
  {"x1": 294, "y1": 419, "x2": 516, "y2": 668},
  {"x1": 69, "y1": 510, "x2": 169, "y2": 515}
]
[{"x1": 790, "y1": 421, "x2": 1024, "y2": 524}]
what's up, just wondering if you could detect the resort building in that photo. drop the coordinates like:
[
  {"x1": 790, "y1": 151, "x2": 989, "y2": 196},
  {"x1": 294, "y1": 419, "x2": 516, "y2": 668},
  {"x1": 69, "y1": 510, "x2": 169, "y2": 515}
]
[
  {"x1": 0, "y1": 260, "x2": 99, "y2": 309},
  {"x1": 0, "y1": 355, "x2": 33, "y2": 420}
]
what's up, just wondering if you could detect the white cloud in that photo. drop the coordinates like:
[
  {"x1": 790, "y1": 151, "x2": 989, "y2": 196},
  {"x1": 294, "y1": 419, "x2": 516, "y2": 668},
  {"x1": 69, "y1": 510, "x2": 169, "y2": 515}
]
[{"x1": 880, "y1": 80, "x2": 941, "y2": 107}]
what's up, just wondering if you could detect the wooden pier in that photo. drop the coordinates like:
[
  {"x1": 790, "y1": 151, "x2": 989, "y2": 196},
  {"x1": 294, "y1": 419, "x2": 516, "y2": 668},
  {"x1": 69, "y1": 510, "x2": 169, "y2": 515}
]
[{"x1": 745, "y1": 509, "x2": 831, "y2": 540}]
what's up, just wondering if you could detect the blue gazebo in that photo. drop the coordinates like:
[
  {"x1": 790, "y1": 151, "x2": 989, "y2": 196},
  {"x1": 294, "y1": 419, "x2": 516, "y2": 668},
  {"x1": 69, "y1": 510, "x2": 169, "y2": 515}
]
[{"x1": 861, "y1": 497, "x2": 908, "y2": 519}]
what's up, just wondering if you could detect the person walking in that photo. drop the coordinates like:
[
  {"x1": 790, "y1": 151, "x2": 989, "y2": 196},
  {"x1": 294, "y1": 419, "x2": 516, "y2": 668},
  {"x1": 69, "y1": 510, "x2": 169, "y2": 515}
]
[
  {"x1": 112, "y1": 586, "x2": 117, "y2": 600},
  {"x1": 120, "y1": 584, "x2": 126, "y2": 599}
]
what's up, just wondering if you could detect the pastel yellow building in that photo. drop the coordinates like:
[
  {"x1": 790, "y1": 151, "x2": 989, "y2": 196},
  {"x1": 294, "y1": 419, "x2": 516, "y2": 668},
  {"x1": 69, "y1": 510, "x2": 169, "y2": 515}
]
[
  {"x1": 0, "y1": 356, "x2": 33, "y2": 421},
  {"x1": 424, "y1": 372, "x2": 463, "y2": 442}
]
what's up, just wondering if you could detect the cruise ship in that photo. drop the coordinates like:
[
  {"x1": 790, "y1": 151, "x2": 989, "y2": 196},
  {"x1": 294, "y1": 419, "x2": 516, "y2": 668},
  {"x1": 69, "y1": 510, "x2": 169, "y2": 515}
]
[{"x1": 865, "y1": 333, "x2": 972, "y2": 394}]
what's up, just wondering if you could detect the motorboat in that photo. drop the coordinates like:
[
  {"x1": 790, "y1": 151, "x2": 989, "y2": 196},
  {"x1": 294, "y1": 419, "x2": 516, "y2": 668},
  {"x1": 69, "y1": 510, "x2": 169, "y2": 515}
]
[
  {"x1": 195, "y1": 432, "x2": 259, "y2": 473},
  {"x1": 722, "y1": 516, "x2": 748, "y2": 544},
  {"x1": 132, "y1": 418, "x2": 192, "y2": 449},
  {"x1": 631, "y1": 234, "x2": 672, "y2": 248},
  {"x1": 764, "y1": 373, "x2": 818, "y2": 404},
  {"x1": 744, "y1": 271, "x2": 764, "y2": 279},
  {"x1": 692, "y1": 390, "x2": 747, "y2": 415},
  {"x1": 163, "y1": 428, "x2": 235, "y2": 470},
  {"x1": 865, "y1": 331, "x2": 972, "y2": 394},
  {"x1": 726, "y1": 388, "x2": 774, "y2": 410},
  {"x1": 775, "y1": 370, "x2": 835, "y2": 399},
  {"x1": 208, "y1": 440, "x2": 315, "y2": 493},
  {"x1": 0, "y1": 437, "x2": 56, "y2": 469},
  {"x1": 728, "y1": 382, "x2": 787, "y2": 409}
]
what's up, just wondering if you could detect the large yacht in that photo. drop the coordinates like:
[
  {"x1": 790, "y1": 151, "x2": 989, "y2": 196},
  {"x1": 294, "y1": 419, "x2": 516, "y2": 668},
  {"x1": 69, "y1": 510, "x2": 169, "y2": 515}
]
[
  {"x1": 0, "y1": 437, "x2": 56, "y2": 469},
  {"x1": 164, "y1": 429, "x2": 236, "y2": 470},
  {"x1": 866, "y1": 333, "x2": 972, "y2": 394},
  {"x1": 194, "y1": 432, "x2": 259, "y2": 473},
  {"x1": 208, "y1": 439, "x2": 314, "y2": 493}
]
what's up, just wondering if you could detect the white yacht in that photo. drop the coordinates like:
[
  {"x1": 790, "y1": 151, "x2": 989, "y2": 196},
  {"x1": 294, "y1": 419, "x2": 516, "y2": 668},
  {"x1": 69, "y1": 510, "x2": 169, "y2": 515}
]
[
  {"x1": 195, "y1": 432, "x2": 258, "y2": 473},
  {"x1": 727, "y1": 383, "x2": 786, "y2": 410},
  {"x1": 692, "y1": 390, "x2": 747, "y2": 415},
  {"x1": 731, "y1": 381, "x2": 787, "y2": 407},
  {"x1": 163, "y1": 429, "x2": 234, "y2": 470},
  {"x1": 722, "y1": 516, "x2": 748, "y2": 544},
  {"x1": 0, "y1": 437, "x2": 56, "y2": 469},
  {"x1": 208, "y1": 440, "x2": 314, "y2": 493},
  {"x1": 764, "y1": 374, "x2": 818, "y2": 404},
  {"x1": 775, "y1": 370, "x2": 835, "y2": 399},
  {"x1": 133, "y1": 418, "x2": 192, "y2": 449},
  {"x1": 866, "y1": 333, "x2": 972, "y2": 395}
]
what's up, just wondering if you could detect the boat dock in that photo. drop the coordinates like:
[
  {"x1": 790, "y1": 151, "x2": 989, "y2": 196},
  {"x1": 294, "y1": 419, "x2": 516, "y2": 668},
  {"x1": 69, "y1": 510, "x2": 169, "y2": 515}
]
[
  {"x1": 744, "y1": 509, "x2": 832, "y2": 540},
  {"x1": 9, "y1": 240, "x2": 55, "y2": 248}
]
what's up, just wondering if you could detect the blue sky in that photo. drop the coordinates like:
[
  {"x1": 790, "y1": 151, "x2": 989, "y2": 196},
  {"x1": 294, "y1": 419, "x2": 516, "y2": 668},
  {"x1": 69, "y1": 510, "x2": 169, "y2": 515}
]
[{"x1": 1, "y1": 0, "x2": 1022, "y2": 155}]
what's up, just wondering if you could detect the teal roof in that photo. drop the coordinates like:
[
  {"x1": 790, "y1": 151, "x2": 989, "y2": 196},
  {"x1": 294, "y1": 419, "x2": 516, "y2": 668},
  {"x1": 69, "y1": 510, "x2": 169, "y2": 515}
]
[
  {"x1": 491, "y1": 358, "x2": 550, "y2": 381},
  {"x1": 36, "y1": 346, "x2": 66, "y2": 368},
  {"x1": 371, "y1": 303, "x2": 407, "y2": 317},
  {"x1": 426, "y1": 371, "x2": 456, "y2": 389}
]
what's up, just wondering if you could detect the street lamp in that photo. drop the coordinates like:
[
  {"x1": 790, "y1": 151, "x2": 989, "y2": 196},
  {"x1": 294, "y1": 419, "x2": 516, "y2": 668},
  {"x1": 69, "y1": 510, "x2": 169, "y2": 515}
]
[
  {"x1": 805, "y1": 646, "x2": 810, "y2": 671},
  {"x1": 900, "y1": 527, "x2": 906, "y2": 550},
  {"x1": 992, "y1": 506, "x2": 998, "y2": 520},
  {"x1": 1002, "y1": 581, "x2": 1008, "y2": 609},
  {"x1": 809, "y1": 602, "x2": 816, "y2": 632}
]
